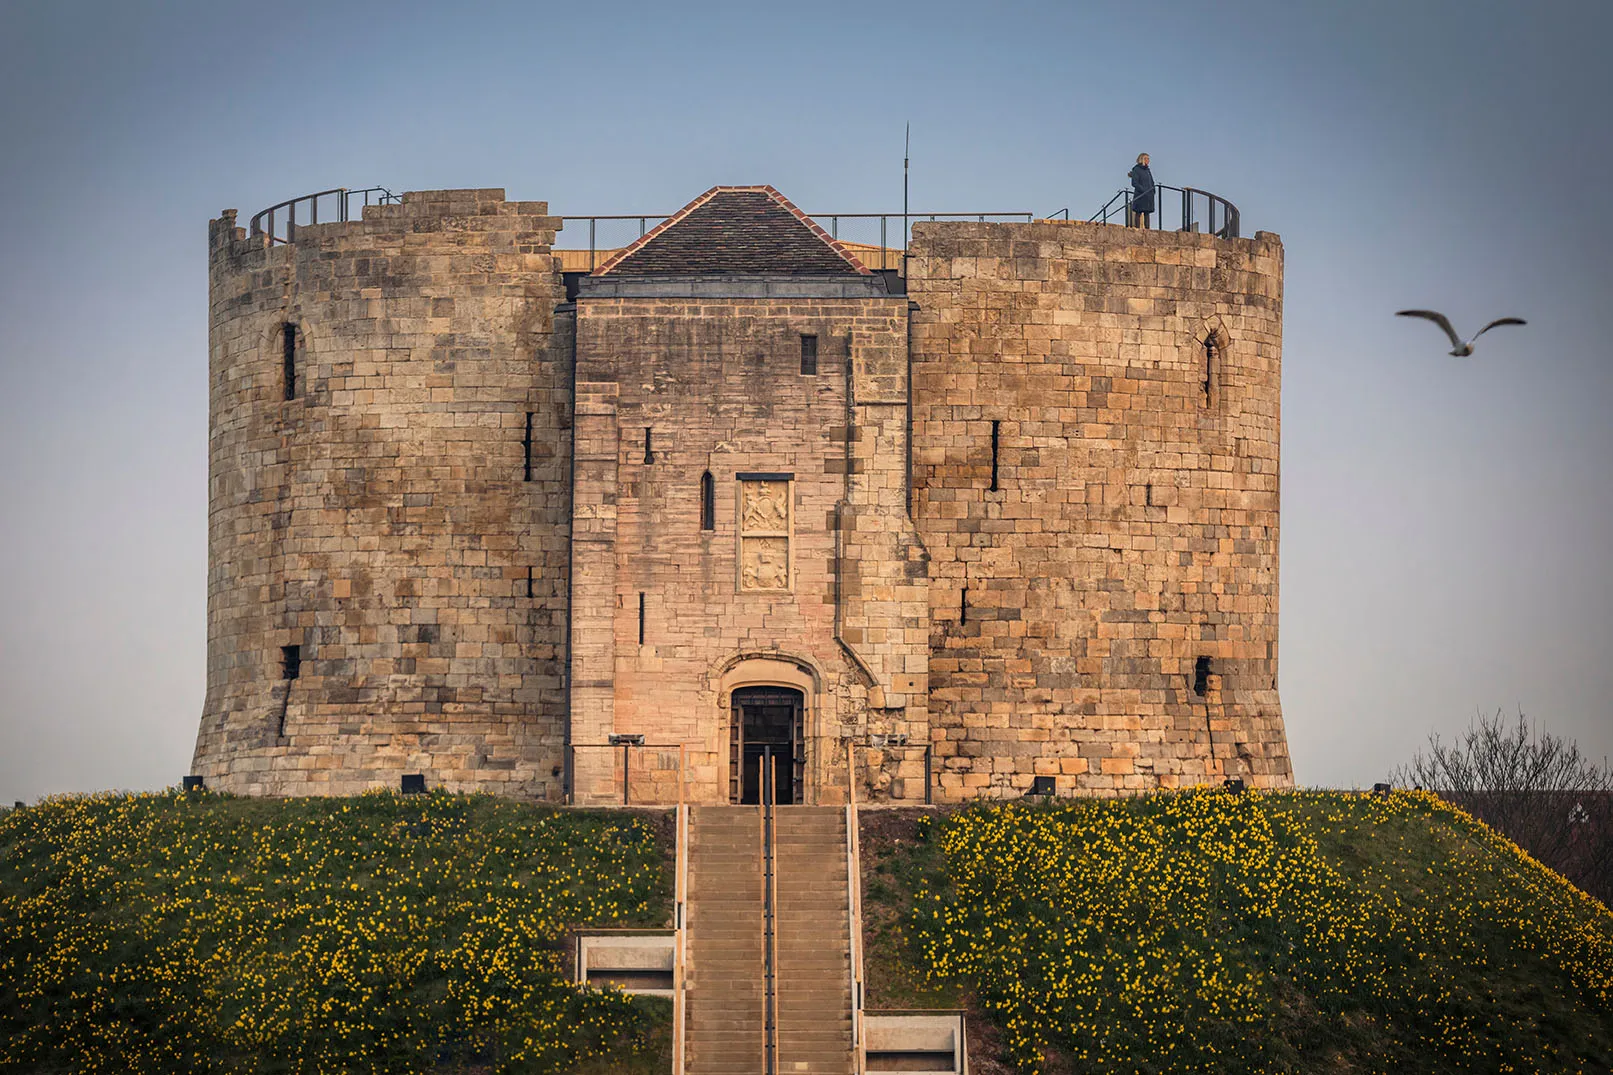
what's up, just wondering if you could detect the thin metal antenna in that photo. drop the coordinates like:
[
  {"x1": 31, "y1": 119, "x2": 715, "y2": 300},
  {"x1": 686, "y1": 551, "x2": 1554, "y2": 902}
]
[{"x1": 902, "y1": 122, "x2": 910, "y2": 254}]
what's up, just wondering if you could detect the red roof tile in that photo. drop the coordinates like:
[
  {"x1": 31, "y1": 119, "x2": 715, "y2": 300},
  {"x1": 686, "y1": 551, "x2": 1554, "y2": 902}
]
[{"x1": 594, "y1": 186, "x2": 870, "y2": 276}]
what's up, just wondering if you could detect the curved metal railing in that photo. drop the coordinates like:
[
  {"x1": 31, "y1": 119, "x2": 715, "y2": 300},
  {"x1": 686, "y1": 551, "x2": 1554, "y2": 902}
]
[
  {"x1": 1090, "y1": 185, "x2": 1240, "y2": 239},
  {"x1": 246, "y1": 185, "x2": 1240, "y2": 250},
  {"x1": 248, "y1": 186, "x2": 400, "y2": 245}
]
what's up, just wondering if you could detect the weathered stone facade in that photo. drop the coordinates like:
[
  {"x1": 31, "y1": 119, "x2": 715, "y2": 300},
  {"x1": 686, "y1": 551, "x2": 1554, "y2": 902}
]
[
  {"x1": 194, "y1": 190, "x2": 570, "y2": 797},
  {"x1": 193, "y1": 185, "x2": 1291, "y2": 802},
  {"x1": 909, "y1": 221, "x2": 1289, "y2": 795}
]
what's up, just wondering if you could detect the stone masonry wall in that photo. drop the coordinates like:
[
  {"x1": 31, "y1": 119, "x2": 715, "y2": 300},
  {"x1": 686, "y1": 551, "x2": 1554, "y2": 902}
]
[
  {"x1": 191, "y1": 189, "x2": 1294, "y2": 805},
  {"x1": 568, "y1": 291, "x2": 928, "y2": 804},
  {"x1": 910, "y1": 220, "x2": 1293, "y2": 798},
  {"x1": 192, "y1": 189, "x2": 571, "y2": 796}
]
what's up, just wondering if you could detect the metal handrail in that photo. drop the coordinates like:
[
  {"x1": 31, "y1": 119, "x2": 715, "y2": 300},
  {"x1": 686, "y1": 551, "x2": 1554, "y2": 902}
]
[
  {"x1": 673, "y1": 800, "x2": 688, "y2": 1075},
  {"x1": 567, "y1": 741, "x2": 689, "y2": 806},
  {"x1": 1090, "y1": 184, "x2": 1241, "y2": 239},
  {"x1": 760, "y1": 750, "x2": 779, "y2": 1075},
  {"x1": 557, "y1": 211, "x2": 1035, "y2": 271},
  {"x1": 846, "y1": 742, "x2": 867, "y2": 1074},
  {"x1": 246, "y1": 183, "x2": 1241, "y2": 258},
  {"x1": 248, "y1": 186, "x2": 400, "y2": 245},
  {"x1": 860, "y1": 741, "x2": 936, "y2": 804}
]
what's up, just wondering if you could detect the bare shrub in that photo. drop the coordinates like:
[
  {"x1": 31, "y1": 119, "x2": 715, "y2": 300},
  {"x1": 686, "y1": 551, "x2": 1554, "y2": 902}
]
[{"x1": 1391, "y1": 709, "x2": 1612, "y2": 904}]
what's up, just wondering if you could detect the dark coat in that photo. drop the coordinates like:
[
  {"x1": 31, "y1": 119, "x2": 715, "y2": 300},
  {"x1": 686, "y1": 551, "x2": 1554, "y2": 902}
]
[{"x1": 1128, "y1": 163, "x2": 1156, "y2": 214}]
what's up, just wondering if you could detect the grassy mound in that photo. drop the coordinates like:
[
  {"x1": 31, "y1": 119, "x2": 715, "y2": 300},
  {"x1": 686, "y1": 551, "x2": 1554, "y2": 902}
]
[
  {"x1": 861, "y1": 790, "x2": 1613, "y2": 1074},
  {"x1": 0, "y1": 791, "x2": 674, "y2": 1075}
]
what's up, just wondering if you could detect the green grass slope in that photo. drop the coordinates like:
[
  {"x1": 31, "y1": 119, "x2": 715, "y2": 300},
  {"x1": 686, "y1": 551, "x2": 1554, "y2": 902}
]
[
  {"x1": 861, "y1": 790, "x2": 1613, "y2": 1075},
  {"x1": 0, "y1": 791, "x2": 674, "y2": 1075}
]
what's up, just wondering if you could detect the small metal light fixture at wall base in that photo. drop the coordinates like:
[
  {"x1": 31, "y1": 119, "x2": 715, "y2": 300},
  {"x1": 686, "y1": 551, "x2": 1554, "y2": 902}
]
[
  {"x1": 1027, "y1": 776, "x2": 1056, "y2": 797},
  {"x1": 1223, "y1": 777, "x2": 1246, "y2": 794},
  {"x1": 1372, "y1": 782, "x2": 1393, "y2": 795},
  {"x1": 182, "y1": 775, "x2": 205, "y2": 792},
  {"x1": 401, "y1": 773, "x2": 426, "y2": 795}
]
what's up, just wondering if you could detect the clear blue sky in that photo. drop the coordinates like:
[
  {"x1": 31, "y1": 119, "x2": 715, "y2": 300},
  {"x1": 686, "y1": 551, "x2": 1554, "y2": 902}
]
[{"x1": 2, "y1": 0, "x2": 1608, "y2": 800}]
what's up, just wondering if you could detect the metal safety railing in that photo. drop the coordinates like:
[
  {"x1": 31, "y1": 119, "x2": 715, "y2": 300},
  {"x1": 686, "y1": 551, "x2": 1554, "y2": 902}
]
[
  {"x1": 556, "y1": 211, "x2": 1036, "y2": 272},
  {"x1": 853, "y1": 739, "x2": 936, "y2": 804},
  {"x1": 845, "y1": 742, "x2": 867, "y2": 1074},
  {"x1": 758, "y1": 748, "x2": 780, "y2": 1075},
  {"x1": 247, "y1": 186, "x2": 1242, "y2": 254},
  {"x1": 566, "y1": 741, "x2": 689, "y2": 806},
  {"x1": 1090, "y1": 184, "x2": 1241, "y2": 239},
  {"x1": 248, "y1": 186, "x2": 401, "y2": 245},
  {"x1": 673, "y1": 802, "x2": 689, "y2": 1075}
]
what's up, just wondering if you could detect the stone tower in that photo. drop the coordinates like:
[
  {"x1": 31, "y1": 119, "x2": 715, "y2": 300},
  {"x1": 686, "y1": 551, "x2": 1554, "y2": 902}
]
[
  {"x1": 193, "y1": 190, "x2": 571, "y2": 797},
  {"x1": 192, "y1": 184, "x2": 1292, "y2": 800},
  {"x1": 908, "y1": 220, "x2": 1290, "y2": 796}
]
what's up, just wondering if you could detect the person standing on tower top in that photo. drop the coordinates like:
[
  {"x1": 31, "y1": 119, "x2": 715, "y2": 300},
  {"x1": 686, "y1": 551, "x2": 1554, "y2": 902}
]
[{"x1": 1128, "y1": 153, "x2": 1155, "y2": 228}]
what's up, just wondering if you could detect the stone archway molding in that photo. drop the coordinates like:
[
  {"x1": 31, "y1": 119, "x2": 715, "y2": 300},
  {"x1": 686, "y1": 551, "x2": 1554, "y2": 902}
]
[
  {"x1": 713, "y1": 649, "x2": 822, "y2": 705},
  {"x1": 713, "y1": 650, "x2": 834, "y2": 804}
]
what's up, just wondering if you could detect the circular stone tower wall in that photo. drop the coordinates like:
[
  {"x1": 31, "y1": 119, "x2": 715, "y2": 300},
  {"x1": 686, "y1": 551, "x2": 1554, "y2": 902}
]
[
  {"x1": 910, "y1": 219, "x2": 1291, "y2": 797},
  {"x1": 192, "y1": 189, "x2": 571, "y2": 796}
]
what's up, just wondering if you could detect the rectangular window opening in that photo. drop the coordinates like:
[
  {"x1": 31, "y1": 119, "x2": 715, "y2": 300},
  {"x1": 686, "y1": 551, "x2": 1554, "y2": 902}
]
[
  {"x1": 281, "y1": 644, "x2": 302, "y2": 681},
  {"x1": 960, "y1": 586, "x2": 969, "y2": 625},
  {"x1": 644, "y1": 428, "x2": 655, "y2": 465},
  {"x1": 700, "y1": 471, "x2": 715, "y2": 531},
  {"x1": 1204, "y1": 338, "x2": 1216, "y2": 405},
  {"x1": 526, "y1": 567, "x2": 535, "y2": 600},
  {"x1": 1146, "y1": 482, "x2": 1154, "y2": 507},
  {"x1": 989, "y1": 420, "x2": 1000, "y2": 492},
  {"x1": 282, "y1": 323, "x2": 297, "y2": 401},
  {"x1": 523, "y1": 412, "x2": 534, "y2": 482},
  {"x1": 1193, "y1": 655, "x2": 1211, "y2": 697},
  {"x1": 637, "y1": 592, "x2": 646, "y2": 645},
  {"x1": 800, "y1": 334, "x2": 819, "y2": 375}
]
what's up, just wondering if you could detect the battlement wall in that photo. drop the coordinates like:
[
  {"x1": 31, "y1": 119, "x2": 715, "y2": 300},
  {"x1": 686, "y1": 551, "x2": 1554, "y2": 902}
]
[
  {"x1": 910, "y1": 219, "x2": 1292, "y2": 797},
  {"x1": 193, "y1": 190, "x2": 572, "y2": 796}
]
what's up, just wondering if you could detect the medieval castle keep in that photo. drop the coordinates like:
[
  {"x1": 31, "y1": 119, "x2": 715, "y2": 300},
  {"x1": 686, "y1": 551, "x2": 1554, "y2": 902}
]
[{"x1": 192, "y1": 184, "x2": 1292, "y2": 804}]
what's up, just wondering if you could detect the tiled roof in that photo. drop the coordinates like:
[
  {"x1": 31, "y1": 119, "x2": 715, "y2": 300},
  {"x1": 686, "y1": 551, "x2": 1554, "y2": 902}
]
[{"x1": 593, "y1": 186, "x2": 871, "y2": 276}]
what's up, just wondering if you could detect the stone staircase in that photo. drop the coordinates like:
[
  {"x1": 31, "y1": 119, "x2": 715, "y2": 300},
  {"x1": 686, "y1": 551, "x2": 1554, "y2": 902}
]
[
  {"x1": 683, "y1": 804, "x2": 856, "y2": 1075},
  {"x1": 775, "y1": 807, "x2": 856, "y2": 1073},
  {"x1": 685, "y1": 806, "x2": 767, "y2": 1075}
]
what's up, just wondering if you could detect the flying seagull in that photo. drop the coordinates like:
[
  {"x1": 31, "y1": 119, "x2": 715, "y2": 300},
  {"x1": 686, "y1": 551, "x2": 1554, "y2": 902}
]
[{"x1": 1396, "y1": 310, "x2": 1526, "y2": 356}]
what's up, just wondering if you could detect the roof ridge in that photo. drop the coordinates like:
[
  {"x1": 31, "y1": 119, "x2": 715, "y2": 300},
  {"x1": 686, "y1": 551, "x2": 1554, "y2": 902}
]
[
  {"x1": 591, "y1": 186, "x2": 723, "y2": 276},
  {"x1": 756, "y1": 186, "x2": 871, "y2": 275},
  {"x1": 593, "y1": 185, "x2": 871, "y2": 277}
]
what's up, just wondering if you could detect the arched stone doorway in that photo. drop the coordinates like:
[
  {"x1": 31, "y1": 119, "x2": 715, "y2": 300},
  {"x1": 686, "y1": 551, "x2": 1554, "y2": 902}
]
[
  {"x1": 730, "y1": 686, "x2": 804, "y2": 804},
  {"x1": 715, "y1": 653, "x2": 822, "y2": 805}
]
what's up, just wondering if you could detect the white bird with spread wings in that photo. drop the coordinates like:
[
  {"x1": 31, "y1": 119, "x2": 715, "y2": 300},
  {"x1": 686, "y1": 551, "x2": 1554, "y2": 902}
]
[{"x1": 1396, "y1": 309, "x2": 1526, "y2": 357}]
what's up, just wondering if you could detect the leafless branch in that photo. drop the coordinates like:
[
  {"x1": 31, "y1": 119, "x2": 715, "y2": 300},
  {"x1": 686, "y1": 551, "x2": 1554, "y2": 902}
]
[{"x1": 1391, "y1": 708, "x2": 1612, "y2": 904}]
